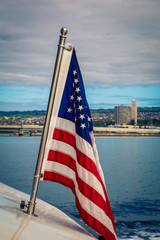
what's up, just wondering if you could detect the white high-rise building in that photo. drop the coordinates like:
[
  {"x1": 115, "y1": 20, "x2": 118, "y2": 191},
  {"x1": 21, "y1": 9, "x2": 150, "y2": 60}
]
[{"x1": 131, "y1": 100, "x2": 137, "y2": 125}]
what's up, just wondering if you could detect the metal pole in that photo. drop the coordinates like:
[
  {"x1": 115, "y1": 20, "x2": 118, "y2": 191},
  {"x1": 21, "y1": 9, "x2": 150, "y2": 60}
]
[{"x1": 27, "y1": 27, "x2": 68, "y2": 215}]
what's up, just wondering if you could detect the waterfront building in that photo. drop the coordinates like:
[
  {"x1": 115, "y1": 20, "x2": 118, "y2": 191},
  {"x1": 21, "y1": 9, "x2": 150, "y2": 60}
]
[
  {"x1": 115, "y1": 100, "x2": 137, "y2": 125},
  {"x1": 115, "y1": 105, "x2": 132, "y2": 125},
  {"x1": 131, "y1": 99, "x2": 137, "y2": 125}
]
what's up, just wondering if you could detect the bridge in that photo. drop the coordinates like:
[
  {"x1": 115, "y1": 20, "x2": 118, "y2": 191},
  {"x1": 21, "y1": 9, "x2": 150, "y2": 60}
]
[
  {"x1": 0, "y1": 124, "x2": 160, "y2": 136},
  {"x1": 0, "y1": 125, "x2": 43, "y2": 133},
  {"x1": 94, "y1": 126, "x2": 160, "y2": 136}
]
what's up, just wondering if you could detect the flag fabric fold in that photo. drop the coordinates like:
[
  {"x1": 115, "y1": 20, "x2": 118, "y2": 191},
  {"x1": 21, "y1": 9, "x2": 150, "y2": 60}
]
[{"x1": 41, "y1": 45, "x2": 117, "y2": 240}]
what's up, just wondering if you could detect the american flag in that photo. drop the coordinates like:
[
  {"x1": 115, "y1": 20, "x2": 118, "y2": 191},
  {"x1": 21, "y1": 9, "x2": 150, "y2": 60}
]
[{"x1": 41, "y1": 47, "x2": 117, "y2": 240}]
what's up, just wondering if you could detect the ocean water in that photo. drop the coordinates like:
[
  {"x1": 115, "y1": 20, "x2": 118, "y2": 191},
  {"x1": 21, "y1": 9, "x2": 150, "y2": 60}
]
[{"x1": 0, "y1": 134, "x2": 160, "y2": 239}]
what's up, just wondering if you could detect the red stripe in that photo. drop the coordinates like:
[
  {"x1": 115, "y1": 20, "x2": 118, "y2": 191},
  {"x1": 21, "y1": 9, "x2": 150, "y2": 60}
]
[
  {"x1": 53, "y1": 128, "x2": 105, "y2": 189},
  {"x1": 75, "y1": 172, "x2": 110, "y2": 215},
  {"x1": 75, "y1": 196, "x2": 116, "y2": 240},
  {"x1": 45, "y1": 150, "x2": 116, "y2": 233},
  {"x1": 76, "y1": 148, "x2": 108, "y2": 197},
  {"x1": 44, "y1": 171, "x2": 75, "y2": 194},
  {"x1": 52, "y1": 128, "x2": 116, "y2": 231},
  {"x1": 76, "y1": 149, "x2": 116, "y2": 231},
  {"x1": 76, "y1": 148, "x2": 116, "y2": 233},
  {"x1": 47, "y1": 150, "x2": 76, "y2": 171},
  {"x1": 45, "y1": 127, "x2": 116, "y2": 237},
  {"x1": 47, "y1": 150, "x2": 110, "y2": 216},
  {"x1": 53, "y1": 128, "x2": 76, "y2": 147},
  {"x1": 43, "y1": 171, "x2": 116, "y2": 240}
]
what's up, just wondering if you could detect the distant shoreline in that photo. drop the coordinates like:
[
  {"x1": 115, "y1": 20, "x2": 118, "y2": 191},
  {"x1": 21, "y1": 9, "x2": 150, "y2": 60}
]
[
  {"x1": 0, "y1": 124, "x2": 160, "y2": 137},
  {"x1": 0, "y1": 133, "x2": 160, "y2": 137},
  {"x1": 94, "y1": 133, "x2": 160, "y2": 137}
]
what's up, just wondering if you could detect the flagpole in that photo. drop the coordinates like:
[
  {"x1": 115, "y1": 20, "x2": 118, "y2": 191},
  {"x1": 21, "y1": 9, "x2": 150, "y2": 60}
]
[{"x1": 26, "y1": 27, "x2": 68, "y2": 215}]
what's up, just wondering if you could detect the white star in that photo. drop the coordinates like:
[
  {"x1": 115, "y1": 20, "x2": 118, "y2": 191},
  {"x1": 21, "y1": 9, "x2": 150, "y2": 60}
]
[
  {"x1": 70, "y1": 95, "x2": 74, "y2": 100},
  {"x1": 74, "y1": 78, "x2": 79, "y2": 84},
  {"x1": 67, "y1": 108, "x2": 72, "y2": 113},
  {"x1": 79, "y1": 114, "x2": 85, "y2": 120},
  {"x1": 80, "y1": 123, "x2": 86, "y2": 129},
  {"x1": 77, "y1": 96, "x2": 82, "y2": 102},
  {"x1": 88, "y1": 116, "x2": 91, "y2": 122},
  {"x1": 75, "y1": 87, "x2": 80, "y2": 93},
  {"x1": 73, "y1": 70, "x2": 77, "y2": 76},
  {"x1": 78, "y1": 105, "x2": 84, "y2": 111}
]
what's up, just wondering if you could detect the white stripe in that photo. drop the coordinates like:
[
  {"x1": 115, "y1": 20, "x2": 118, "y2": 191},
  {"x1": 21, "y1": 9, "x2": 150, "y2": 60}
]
[
  {"x1": 49, "y1": 139, "x2": 77, "y2": 160},
  {"x1": 56, "y1": 117, "x2": 96, "y2": 163},
  {"x1": 90, "y1": 131, "x2": 106, "y2": 187},
  {"x1": 75, "y1": 134, "x2": 96, "y2": 162},
  {"x1": 56, "y1": 118, "x2": 106, "y2": 187},
  {"x1": 76, "y1": 163, "x2": 106, "y2": 201},
  {"x1": 41, "y1": 45, "x2": 74, "y2": 174},
  {"x1": 45, "y1": 163, "x2": 117, "y2": 239},
  {"x1": 45, "y1": 139, "x2": 106, "y2": 201},
  {"x1": 54, "y1": 118, "x2": 107, "y2": 197},
  {"x1": 74, "y1": 180, "x2": 117, "y2": 240},
  {"x1": 56, "y1": 117, "x2": 76, "y2": 136},
  {"x1": 45, "y1": 162, "x2": 76, "y2": 182}
]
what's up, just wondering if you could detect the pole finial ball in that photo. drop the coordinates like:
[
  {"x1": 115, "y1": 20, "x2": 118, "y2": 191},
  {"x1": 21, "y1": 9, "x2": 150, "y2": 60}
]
[{"x1": 61, "y1": 27, "x2": 68, "y2": 36}]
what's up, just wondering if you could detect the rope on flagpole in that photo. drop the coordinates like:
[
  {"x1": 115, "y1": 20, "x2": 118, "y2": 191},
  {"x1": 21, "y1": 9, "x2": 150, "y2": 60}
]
[{"x1": 20, "y1": 27, "x2": 68, "y2": 215}]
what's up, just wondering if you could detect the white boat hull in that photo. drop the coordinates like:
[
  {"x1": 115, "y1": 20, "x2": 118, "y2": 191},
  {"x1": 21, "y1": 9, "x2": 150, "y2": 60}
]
[{"x1": 0, "y1": 182, "x2": 96, "y2": 240}]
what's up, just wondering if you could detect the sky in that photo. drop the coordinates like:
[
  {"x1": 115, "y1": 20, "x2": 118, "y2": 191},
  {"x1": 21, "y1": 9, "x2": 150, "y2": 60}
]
[{"x1": 0, "y1": 0, "x2": 160, "y2": 111}]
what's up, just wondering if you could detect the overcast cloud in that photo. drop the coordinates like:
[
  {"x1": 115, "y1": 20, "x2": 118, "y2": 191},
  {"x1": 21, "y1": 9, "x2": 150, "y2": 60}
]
[{"x1": 0, "y1": 0, "x2": 160, "y2": 88}]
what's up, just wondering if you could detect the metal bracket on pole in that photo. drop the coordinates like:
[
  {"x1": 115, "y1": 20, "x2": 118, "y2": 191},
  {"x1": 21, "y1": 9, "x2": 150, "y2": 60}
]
[{"x1": 22, "y1": 27, "x2": 68, "y2": 216}]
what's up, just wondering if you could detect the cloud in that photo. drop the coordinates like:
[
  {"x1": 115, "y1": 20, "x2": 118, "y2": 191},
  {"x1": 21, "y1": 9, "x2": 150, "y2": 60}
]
[
  {"x1": 0, "y1": 71, "x2": 50, "y2": 85},
  {"x1": 135, "y1": 97, "x2": 160, "y2": 107},
  {"x1": 0, "y1": 0, "x2": 160, "y2": 87},
  {"x1": 85, "y1": 84, "x2": 160, "y2": 109},
  {"x1": 89, "y1": 102, "x2": 116, "y2": 109},
  {"x1": 89, "y1": 96, "x2": 160, "y2": 109},
  {"x1": 0, "y1": 101, "x2": 46, "y2": 111}
]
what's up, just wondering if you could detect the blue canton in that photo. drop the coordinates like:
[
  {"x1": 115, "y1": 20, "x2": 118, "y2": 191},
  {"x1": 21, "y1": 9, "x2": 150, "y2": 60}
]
[{"x1": 58, "y1": 49, "x2": 93, "y2": 145}]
